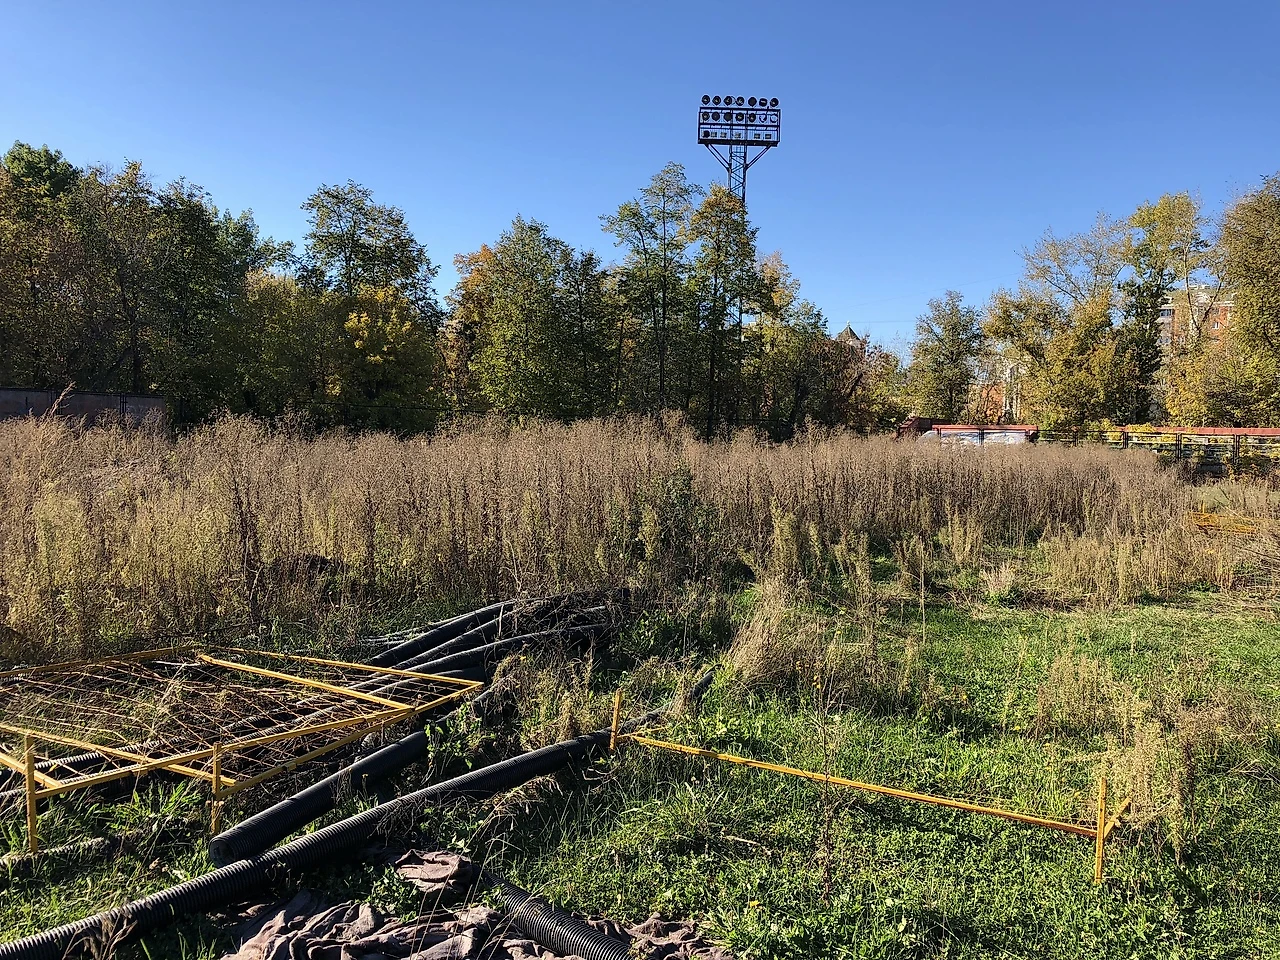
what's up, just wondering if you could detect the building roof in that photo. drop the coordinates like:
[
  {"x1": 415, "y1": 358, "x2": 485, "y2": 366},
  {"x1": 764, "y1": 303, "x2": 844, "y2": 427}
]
[{"x1": 834, "y1": 324, "x2": 861, "y2": 344}]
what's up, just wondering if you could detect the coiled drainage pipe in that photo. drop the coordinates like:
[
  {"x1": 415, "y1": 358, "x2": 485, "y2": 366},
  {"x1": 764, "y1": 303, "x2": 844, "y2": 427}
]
[
  {"x1": 491, "y1": 875, "x2": 631, "y2": 960},
  {"x1": 0, "y1": 681, "x2": 699, "y2": 960},
  {"x1": 365, "y1": 597, "x2": 516, "y2": 667}
]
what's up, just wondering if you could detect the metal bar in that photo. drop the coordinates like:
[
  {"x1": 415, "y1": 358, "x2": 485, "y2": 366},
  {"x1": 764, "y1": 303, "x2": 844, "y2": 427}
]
[
  {"x1": 626, "y1": 734, "x2": 1096, "y2": 838},
  {"x1": 34, "y1": 750, "x2": 226, "y2": 798},
  {"x1": 220, "y1": 708, "x2": 411, "y2": 751},
  {"x1": 0, "y1": 722, "x2": 220, "y2": 786},
  {"x1": 217, "y1": 687, "x2": 478, "y2": 795},
  {"x1": 196, "y1": 654, "x2": 407, "y2": 709},
  {"x1": 24, "y1": 735, "x2": 38, "y2": 854},
  {"x1": 1094, "y1": 775, "x2": 1108, "y2": 883},
  {"x1": 0, "y1": 746, "x2": 63, "y2": 789},
  {"x1": 210, "y1": 745, "x2": 223, "y2": 836},
  {"x1": 19, "y1": 708, "x2": 416, "y2": 798},
  {"x1": 400, "y1": 685, "x2": 483, "y2": 717},
  {"x1": 609, "y1": 690, "x2": 623, "y2": 752},
  {"x1": 0, "y1": 645, "x2": 195, "y2": 680},
  {"x1": 214, "y1": 647, "x2": 481, "y2": 687},
  {"x1": 1104, "y1": 797, "x2": 1131, "y2": 838},
  {"x1": 217, "y1": 721, "x2": 397, "y2": 798}
]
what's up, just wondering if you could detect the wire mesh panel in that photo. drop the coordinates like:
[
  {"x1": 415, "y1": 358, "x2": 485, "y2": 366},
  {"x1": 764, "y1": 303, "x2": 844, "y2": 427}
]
[{"x1": 0, "y1": 647, "x2": 478, "y2": 816}]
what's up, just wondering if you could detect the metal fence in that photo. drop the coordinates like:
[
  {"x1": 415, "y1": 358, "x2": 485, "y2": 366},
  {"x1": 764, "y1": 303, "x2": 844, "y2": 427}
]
[
  {"x1": 0, "y1": 388, "x2": 167, "y2": 423},
  {"x1": 1037, "y1": 428, "x2": 1280, "y2": 475}
]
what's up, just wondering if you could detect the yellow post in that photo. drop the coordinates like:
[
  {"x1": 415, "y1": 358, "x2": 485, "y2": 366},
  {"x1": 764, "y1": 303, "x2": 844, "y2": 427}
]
[
  {"x1": 1094, "y1": 774, "x2": 1108, "y2": 884},
  {"x1": 23, "y1": 734, "x2": 38, "y2": 854},
  {"x1": 210, "y1": 744, "x2": 223, "y2": 837},
  {"x1": 609, "y1": 689, "x2": 623, "y2": 752}
]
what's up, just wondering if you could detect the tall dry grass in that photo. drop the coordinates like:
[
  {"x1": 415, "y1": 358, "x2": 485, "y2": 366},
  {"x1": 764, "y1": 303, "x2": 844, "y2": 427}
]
[{"x1": 0, "y1": 415, "x2": 1225, "y2": 659}]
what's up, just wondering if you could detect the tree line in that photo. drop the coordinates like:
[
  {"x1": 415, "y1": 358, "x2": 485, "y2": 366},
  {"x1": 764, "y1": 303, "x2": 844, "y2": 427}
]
[
  {"x1": 0, "y1": 143, "x2": 903, "y2": 436},
  {"x1": 2, "y1": 140, "x2": 1277, "y2": 433},
  {"x1": 906, "y1": 187, "x2": 1280, "y2": 428}
]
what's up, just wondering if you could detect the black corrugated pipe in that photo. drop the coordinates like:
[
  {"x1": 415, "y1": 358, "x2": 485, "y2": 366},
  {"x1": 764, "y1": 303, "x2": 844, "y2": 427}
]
[
  {"x1": 365, "y1": 596, "x2": 520, "y2": 666},
  {"x1": 209, "y1": 686, "x2": 501, "y2": 865},
  {"x1": 0, "y1": 671, "x2": 714, "y2": 960},
  {"x1": 415, "y1": 623, "x2": 604, "y2": 676},
  {"x1": 0, "y1": 730, "x2": 610, "y2": 960},
  {"x1": 489, "y1": 875, "x2": 631, "y2": 960},
  {"x1": 391, "y1": 599, "x2": 618, "y2": 674}
]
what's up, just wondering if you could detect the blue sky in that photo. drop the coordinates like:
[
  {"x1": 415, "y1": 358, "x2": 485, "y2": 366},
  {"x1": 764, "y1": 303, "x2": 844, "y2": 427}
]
[{"x1": 3, "y1": 0, "x2": 1278, "y2": 350}]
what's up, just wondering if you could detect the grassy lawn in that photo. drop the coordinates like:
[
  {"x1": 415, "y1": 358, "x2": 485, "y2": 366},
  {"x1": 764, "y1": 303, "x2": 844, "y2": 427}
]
[
  {"x1": 492, "y1": 596, "x2": 1280, "y2": 960},
  {"x1": 2, "y1": 592, "x2": 1277, "y2": 960}
]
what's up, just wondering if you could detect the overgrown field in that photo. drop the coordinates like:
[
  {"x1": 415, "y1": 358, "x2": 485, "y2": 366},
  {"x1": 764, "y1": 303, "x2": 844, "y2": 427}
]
[
  {"x1": 2, "y1": 415, "x2": 1274, "y2": 660},
  {"x1": 1, "y1": 417, "x2": 1278, "y2": 959}
]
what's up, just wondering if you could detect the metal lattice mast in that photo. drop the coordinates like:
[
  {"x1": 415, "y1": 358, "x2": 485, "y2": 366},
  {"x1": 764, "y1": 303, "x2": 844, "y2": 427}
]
[{"x1": 696, "y1": 94, "x2": 781, "y2": 206}]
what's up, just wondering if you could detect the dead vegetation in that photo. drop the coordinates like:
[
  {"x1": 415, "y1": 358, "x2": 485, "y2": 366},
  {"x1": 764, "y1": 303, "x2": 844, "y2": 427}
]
[{"x1": 0, "y1": 414, "x2": 1271, "y2": 661}]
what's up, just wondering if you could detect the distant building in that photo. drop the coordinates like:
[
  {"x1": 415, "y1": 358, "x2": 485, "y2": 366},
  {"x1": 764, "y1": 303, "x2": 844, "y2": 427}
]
[
  {"x1": 834, "y1": 324, "x2": 863, "y2": 347},
  {"x1": 970, "y1": 356, "x2": 1022, "y2": 423},
  {"x1": 1159, "y1": 285, "x2": 1233, "y2": 353}
]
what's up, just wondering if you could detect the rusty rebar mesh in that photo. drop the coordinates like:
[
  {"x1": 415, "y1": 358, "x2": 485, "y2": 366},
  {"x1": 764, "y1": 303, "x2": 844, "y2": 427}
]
[{"x1": 0, "y1": 648, "x2": 475, "y2": 813}]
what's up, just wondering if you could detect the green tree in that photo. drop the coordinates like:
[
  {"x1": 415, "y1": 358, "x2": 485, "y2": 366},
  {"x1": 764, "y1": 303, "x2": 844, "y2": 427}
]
[
  {"x1": 906, "y1": 291, "x2": 987, "y2": 421},
  {"x1": 687, "y1": 185, "x2": 761, "y2": 435},
  {"x1": 1221, "y1": 173, "x2": 1280, "y2": 366},
  {"x1": 986, "y1": 217, "x2": 1134, "y2": 427},
  {"x1": 813, "y1": 332, "x2": 908, "y2": 432},
  {"x1": 602, "y1": 163, "x2": 700, "y2": 409},
  {"x1": 301, "y1": 181, "x2": 438, "y2": 320},
  {"x1": 0, "y1": 143, "x2": 82, "y2": 384},
  {"x1": 1166, "y1": 336, "x2": 1278, "y2": 427},
  {"x1": 462, "y1": 217, "x2": 611, "y2": 419}
]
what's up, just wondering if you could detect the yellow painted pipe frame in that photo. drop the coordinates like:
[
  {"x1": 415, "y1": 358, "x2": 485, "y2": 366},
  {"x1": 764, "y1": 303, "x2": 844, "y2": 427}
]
[
  {"x1": 210, "y1": 745, "x2": 223, "y2": 837},
  {"x1": 0, "y1": 644, "x2": 197, "y2": 681},
  {"x1": 624, "y1": 734, "x2": 1129, "y2": 849},
  {"x1": 0, "y1": 681, "x2": 476, "y2": 801},
  {"x1": 0, "y1": 651, "x2": 481, "y2": 844},
  {"x1": 0, "y1": 745, "x2": 63, "y2": 789},
  {"x1": 1189, "y1": 512, "x2": 1261, "y2": 535},
  {"x1": 24, "y1": 734, "x2": 38, "y2": 855},
  {"x1": 196, "y1": 654, "x2": 408, "y2": 709},
  {"x1": 609, "y1": 689, "x2": 623, "y2": 752},
  {"x1": 214, "y1": 647, "x2": 483, "y2": 689},
  {"x1": 1094, "y1": 775, "x2": 1108, "y2": 883}
]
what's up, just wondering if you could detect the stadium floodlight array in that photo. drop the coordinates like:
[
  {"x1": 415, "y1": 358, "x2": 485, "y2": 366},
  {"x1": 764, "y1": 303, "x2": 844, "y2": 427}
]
[
  {"x1": 697, "y1": 94, "x2": 782, "y2": 146},
  {"x1": 695, "y1": 93, "x2": 783, "y2": 204}
]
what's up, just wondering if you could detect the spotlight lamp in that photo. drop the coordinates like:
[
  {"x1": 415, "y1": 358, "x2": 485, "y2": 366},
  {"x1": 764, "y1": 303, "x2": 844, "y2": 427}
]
[
  {"x1": 702, "y1": 94, "x2": 711, "y2": 104},
  {"x1": 769, "y1": 97, "x2": 779, "y2": 107},
  {"x1": 713, "y1": 95, "x2": 721, "y2": 105}
]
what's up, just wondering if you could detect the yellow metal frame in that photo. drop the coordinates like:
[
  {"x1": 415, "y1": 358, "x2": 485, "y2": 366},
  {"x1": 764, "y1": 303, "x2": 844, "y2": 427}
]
[
  {"x1": 0, "y1": 648, "x2": 482, "y2": 850},
  {"x1": 612, "y1": 705, "x2": 1130, "y2": 883},
  {"x1": 1189, "y1": 511, "x2": 1262, "y2": 536}
]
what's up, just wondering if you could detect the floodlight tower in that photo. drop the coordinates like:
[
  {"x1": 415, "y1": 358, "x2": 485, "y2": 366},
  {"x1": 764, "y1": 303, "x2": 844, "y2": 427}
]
[{"x1": 696, "y1": 94, "x2": 781, "y2": 206}]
